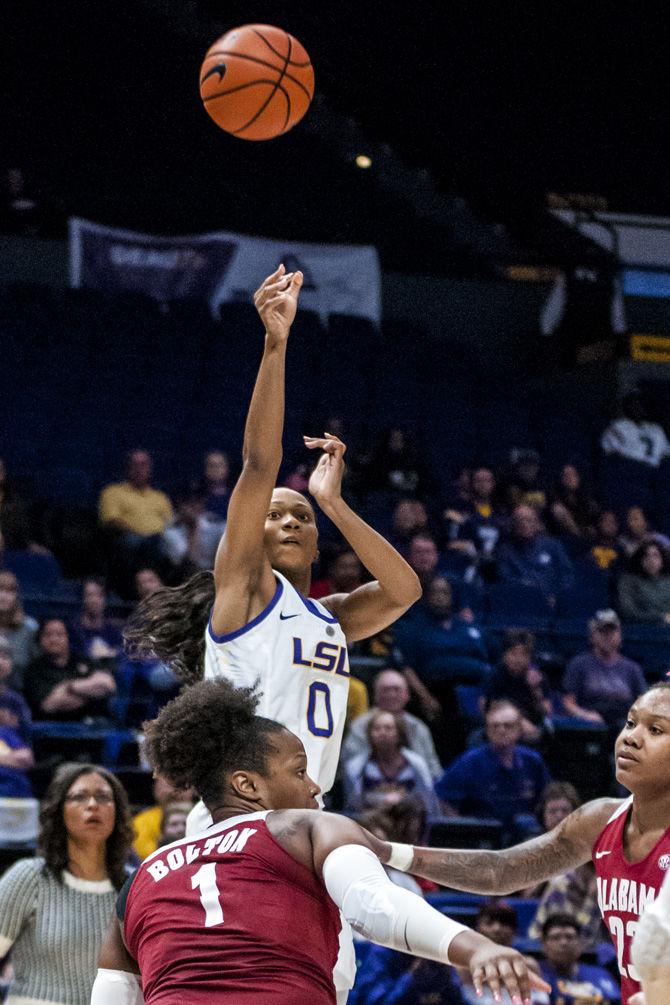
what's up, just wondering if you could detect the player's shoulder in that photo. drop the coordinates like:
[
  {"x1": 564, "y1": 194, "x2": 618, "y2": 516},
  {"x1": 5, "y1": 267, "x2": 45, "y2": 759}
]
[{"x1": 572, "y1": 797, "x2": 628, "y2": 842}]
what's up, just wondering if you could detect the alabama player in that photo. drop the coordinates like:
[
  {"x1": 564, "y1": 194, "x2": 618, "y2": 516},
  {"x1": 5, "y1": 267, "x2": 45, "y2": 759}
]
[
  {"x1": 91, "y1": 679, "x2": 550, "y2": 1005},
  {"x1": 362, "y1": 682, "x2": 670, "y2": 1004}
]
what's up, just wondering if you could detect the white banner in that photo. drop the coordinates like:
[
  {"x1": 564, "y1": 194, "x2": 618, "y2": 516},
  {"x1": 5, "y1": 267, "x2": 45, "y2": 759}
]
[{"x1": 69, "y1": 218, "x2": 381, "y2": 324}]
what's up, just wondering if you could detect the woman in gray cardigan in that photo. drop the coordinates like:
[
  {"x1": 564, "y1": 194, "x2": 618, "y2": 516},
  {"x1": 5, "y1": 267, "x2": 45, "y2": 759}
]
[
  {"x1": 0, "y1": 762, "x2": 133, "y2": 1005},
  {"x1": 618, "y1": 540, "x2": 670, "y2": 624}
]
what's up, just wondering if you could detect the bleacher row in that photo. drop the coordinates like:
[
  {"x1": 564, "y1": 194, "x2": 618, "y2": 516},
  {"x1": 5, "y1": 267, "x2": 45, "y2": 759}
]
[{"x1": 0, "y1": 279, "x2": 613, "y2": 506}]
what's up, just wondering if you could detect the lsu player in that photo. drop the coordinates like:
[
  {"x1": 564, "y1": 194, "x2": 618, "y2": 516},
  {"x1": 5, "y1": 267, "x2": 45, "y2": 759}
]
[{"x1": 124, "y1": 265, "x2": 421, "y2": 1000}]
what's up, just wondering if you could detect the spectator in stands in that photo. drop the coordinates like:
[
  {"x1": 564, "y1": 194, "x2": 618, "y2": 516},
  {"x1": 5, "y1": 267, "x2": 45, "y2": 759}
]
[
  {"x1": 310, "y1": 548, "x2": 364, "y2": 599},
  {"x1": 434, "y1": 700, "x2": 550, "y2": 841},
  {"x1": 23, "y1": 618, "x2": 116, "y2": 723},
  {"x1": 547, "y1": 463, "x2": 599, "y2": 541},
  {"x1": 453, "y1": 900, "x2": 550, "y2": 1004},
  {"x1": 134, "y1": 567, "x2": 164, "y2": 601},
  {"x1": 406, "y1": 532, "x2": 443, "y2": 590},
  {"x1": 537, "y1": 781, "x2": 581, "y2": 833},
  {"x1": 388, "y1": 498, "x2": 431, "y2": 557},
  {"x1": 617, "y1": 505, "x2": 670, "y2": 558},
  {"x1": 0, "y1": 635, "x2": 31, "y2": 741},
  {"x1": 447, "y1": 467, "x2": 504, "y2": 567},
  {"x1": 98, "y1": 448, "x2": 175, "y2": 583},
  {"x1": 133, "y1": 775, "x2": 194, "y2": 860},
  {"x1": 499, "y1": 448, "x2": 547, "y2": 513},
  {"x1": 165, "y1": 450, "x2": 233, "y2": 571},
  {"x1": 496, "y1": 505, "x2": 575, "y2": 604},
  {"x1": 156, "y1": 799, "x2": 192, "y2": 848},
  {"x1": 590, "y1": 510, "x2": 623, "y2": 572},
  {"x1": 601, "y1": 390, "x2": 670, "y2": 469},
  {"x1": 362, "y1": 427, "x2": 430, "y2": 499},
  {"x1": 618, "y1": 541, "x2": 670, "y2": 624},
  {"x1": 0, "y1": 762, "x2": 133, "y2": 1003},
  {"x1": 483, "y1": 629, "x2": 551, "y2": 744},
  {"x1": 0, "y1": 571, "x2": 37, "y2": 689},
  {"x1": 68, "y1": 576, "x2": 123, "y2": 661},
  {"x1": 342, "y1": 668, "x2": 442, "y2": 777},
  {"x1": 394, "y1": 575, "x2": 489, "y2": 685},
  {"x1": 528, "y1": 861, "x2": 605, "y2": 951},
  {"x1": 539, "y1": 914, "x2": 621, "y2": 1003},
  {"x1": 562, "y1": 609, "x2": 646, "y2": 728},
  {"x1": 0, "y1": 636, "x2": 33, "y2": 795},
  {"x1": 342, "y1": 709, "x2": 438, "y2": 814}
]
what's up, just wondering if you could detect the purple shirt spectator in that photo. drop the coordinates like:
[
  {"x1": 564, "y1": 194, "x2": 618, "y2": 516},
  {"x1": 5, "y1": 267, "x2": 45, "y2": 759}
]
[
  {"x1": 562, "y1": 609, "x2": 646, "y2": 726},
  {"x1": 562, "y1": 652, "x2": 645, "y2": 726}
]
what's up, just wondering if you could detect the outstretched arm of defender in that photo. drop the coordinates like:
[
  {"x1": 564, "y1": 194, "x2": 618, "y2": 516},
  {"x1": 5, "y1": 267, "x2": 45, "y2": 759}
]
[
  {"x1": 380, "y1": 798, "x2": 620, "y2": 896},
  {"x1": 211, "y1": 265, "x2": 303, "y2": 635},
  {"x1": 305, "y1": 434, "x2": 421, "y2": 641},
  {"x1": 270, "y1": 810, "x2": 551, "y2": 1004}
]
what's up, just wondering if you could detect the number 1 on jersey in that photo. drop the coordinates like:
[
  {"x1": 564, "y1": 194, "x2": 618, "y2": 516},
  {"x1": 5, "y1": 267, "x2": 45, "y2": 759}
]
[{"x1": 192, "y1": 862, "x2": 224, "y2": 927}]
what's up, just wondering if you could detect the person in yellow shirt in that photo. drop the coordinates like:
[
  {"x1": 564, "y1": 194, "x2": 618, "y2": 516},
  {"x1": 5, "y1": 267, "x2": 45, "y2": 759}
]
[
  {"x1": 132, "y1": 775, "x2": 193, "y2": 860},
  {"x1": 99, "y1": 450, "x2": 175, "y2": 593}
]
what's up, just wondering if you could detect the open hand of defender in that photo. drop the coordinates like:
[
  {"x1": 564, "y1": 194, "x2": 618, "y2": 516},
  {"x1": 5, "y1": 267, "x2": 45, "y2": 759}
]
[
  {"x1": 253, "y1": 264, "x2": 304, "y2": 343},
  {"x1": 305, "y1": 433, "x2": 346, "y2": 507}
]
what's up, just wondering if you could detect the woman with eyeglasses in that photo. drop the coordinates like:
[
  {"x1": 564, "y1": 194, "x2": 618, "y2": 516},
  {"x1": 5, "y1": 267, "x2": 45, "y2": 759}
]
[{"x1": 0, "y1": 761, "x2": 133, "y2": 1004}]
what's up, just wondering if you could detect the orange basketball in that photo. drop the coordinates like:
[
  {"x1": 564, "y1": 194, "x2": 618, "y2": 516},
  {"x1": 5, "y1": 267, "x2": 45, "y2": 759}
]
[{"x1": 199, "y1": 24, "x2": 315, "y2": 141}]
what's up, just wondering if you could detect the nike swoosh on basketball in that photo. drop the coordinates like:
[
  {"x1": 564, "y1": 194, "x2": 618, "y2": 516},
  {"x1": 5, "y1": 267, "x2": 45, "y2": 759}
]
[
  {"x1": 595, "y1": 850, "x2": 611, "y2": 858},
  {"x1": 279, "y1": 612, "x2": 299, "y2": 620}
]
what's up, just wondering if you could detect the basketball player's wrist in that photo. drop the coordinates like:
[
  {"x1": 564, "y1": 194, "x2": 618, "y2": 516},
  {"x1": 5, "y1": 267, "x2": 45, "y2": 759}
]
[
  {"x1": 263, "y1": 330, "x2": 290, "y2": 349},
  {"x1": 387, "y1": 842, "x2": 414, "y2": 872}
]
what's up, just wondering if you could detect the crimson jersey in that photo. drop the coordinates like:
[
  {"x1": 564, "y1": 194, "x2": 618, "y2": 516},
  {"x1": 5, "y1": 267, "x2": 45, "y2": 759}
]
[
  {"x1": 124, "y1": 811, "x2": 342, "y2": 1004},
  {"x1": 593, "y1": 797, "x2": 670, "y2": 1003}
]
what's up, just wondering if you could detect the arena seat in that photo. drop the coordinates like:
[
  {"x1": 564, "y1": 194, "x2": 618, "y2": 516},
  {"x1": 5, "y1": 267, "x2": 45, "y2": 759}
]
[
  {"x1": 2, "y1": 550, "x2": 64, "y2": 593},
  {"x1": 485, "y1": 583, "x2": 553, "y2": 629},
  {"x1": 426, "y1": 816, "x2": 503, "y2": 850}
]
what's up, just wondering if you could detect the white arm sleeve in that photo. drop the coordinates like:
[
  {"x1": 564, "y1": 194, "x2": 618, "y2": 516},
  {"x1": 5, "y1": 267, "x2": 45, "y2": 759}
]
[
  {"x1": 322, "y1": 844, "x2": 468, "y2": 964},
  {"x1": 90, "y1": 968, "x2": 144, "y2": 1005}
]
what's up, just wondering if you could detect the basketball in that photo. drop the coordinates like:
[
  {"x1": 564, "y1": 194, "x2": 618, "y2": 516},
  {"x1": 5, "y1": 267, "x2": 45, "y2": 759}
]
[{"x1": 199, "y1": 24, "x2": 315, "y2": 141}]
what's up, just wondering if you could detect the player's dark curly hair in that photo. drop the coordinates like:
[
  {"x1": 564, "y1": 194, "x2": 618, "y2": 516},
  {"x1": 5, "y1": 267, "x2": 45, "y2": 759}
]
[
  {"x1": 143, "y1": 679, "x2": 286, "y2": 806},
  {"x1": 123, "y1": 570, "x2": 215, "y2": 684},
  {"x1": 39, "y1": 762, "x2": 134, "y2": 890}
]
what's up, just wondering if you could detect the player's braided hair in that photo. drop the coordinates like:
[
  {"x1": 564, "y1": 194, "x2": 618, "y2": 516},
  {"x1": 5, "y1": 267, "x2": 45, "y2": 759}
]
[
  {"x1": 124, "y1": 570, "x2": 215, "y2": 684},
  {"x1": 143, "y1": 678, "x2": 286, "y2": 806}
]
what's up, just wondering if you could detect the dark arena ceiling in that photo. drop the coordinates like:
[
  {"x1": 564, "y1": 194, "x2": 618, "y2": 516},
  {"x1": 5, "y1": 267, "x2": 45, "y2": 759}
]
[{"x1": 2, "y1": 1, "x2": 668, "y2": 274}]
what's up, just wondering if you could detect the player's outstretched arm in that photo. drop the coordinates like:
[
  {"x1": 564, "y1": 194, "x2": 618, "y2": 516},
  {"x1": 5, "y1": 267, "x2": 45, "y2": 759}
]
[
  {"x1": 211, "y1": 265, "x2": 304, "y2": 636},
  {"x1": 270, "y1": 810, "x2": 550, "y2": 1004},
  {"x1": 384, "y1": 797, "x2": 621, "y2": 896},
  {"x1": 305, "y1": 433, "x2": 421, "y2": 641},
  {"x1": 91, "y1": 917, "x2": 143, "y2": 1004}
]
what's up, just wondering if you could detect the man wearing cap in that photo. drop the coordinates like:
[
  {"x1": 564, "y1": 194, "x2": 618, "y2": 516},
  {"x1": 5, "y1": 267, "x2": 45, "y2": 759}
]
[{"x1": 561, "y1": 610, "x2": 646, "y2": 731}]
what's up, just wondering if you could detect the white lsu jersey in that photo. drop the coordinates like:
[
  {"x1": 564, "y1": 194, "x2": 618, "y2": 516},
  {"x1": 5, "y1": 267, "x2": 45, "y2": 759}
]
[{"x1": 204, "y1": 569, "x2": 350, "y2": 797}]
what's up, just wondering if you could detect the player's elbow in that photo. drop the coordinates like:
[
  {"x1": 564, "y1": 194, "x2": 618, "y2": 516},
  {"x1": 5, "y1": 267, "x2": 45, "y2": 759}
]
[{"x1": 402, "y1": 571, "x2": 422, "y2": 606}]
